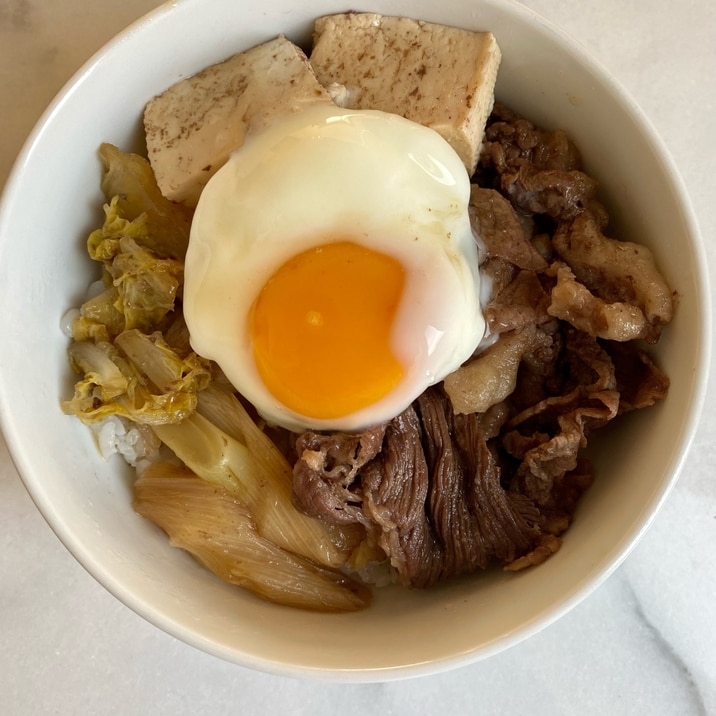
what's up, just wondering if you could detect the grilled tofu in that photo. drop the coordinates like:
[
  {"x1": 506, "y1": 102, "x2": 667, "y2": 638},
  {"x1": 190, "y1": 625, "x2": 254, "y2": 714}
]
[
  {"x1": 310, "y1": 13, "x2": 501, "y2": 175},
  {"x1": 144, "y1": 36, "x2": 332, "y2": 205}
]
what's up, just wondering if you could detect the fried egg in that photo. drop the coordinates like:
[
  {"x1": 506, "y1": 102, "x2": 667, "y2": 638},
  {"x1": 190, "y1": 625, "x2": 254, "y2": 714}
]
[{"x1": 184, "y1": 104, "x2": 485, "y2": 432}]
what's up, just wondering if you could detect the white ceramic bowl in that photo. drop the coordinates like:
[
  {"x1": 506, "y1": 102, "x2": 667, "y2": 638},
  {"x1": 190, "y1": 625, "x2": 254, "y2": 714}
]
[{"x1": 0, "y1": 0, "x2": 709, "y2": 681}]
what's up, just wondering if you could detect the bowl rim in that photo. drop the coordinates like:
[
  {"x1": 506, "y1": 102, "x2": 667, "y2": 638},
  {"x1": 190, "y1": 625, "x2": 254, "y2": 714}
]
[{"x1": 0, "y1": 0, "x2": 711, "y2": 681}]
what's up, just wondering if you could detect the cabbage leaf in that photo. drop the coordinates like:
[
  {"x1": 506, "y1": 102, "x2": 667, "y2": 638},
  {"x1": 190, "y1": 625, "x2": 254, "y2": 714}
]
[
  {"x1": 86, "y1": 198, "x2": 184, "y2": 333},
  {"x1": 63, "y1": 332, "x2": 211, "y2": 426},
  {"x1": 99, "y1": 142, "x2": 192, "y2": 260}
]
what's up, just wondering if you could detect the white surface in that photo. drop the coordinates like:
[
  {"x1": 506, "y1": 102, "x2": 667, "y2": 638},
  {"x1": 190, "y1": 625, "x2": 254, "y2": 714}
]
[{"x1": 1, "y1": 0, "x2": 714, "y2": 713}]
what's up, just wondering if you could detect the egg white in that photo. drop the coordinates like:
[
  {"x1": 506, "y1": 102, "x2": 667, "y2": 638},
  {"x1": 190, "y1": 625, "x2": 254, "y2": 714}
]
[{"x1": 184, "y1": 104, "x2": 485, "y2": 432}]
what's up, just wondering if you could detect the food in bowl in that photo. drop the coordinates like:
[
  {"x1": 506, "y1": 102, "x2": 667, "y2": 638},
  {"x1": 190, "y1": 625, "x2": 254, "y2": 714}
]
[
  {"x1": 185, "y1": 103, "x2": 484, "y2": 432},
  {"x1": 61, "y1": 13, "x2": 673, "y2": 611}
]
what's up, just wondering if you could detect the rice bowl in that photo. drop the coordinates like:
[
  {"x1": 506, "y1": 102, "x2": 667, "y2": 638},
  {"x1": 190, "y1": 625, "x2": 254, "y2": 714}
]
[{"x1": 0, "y1": 0, "x2": 708, "y2": 680}]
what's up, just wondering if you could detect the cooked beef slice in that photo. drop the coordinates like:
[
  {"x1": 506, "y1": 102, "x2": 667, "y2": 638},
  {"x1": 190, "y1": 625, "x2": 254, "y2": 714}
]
[
  {"x1": 469, "y1": 186, "x2": 547, "y2": 271},
  {"x1": 292, "y1": 423, "x2": 386, "y2": 525},
  {"x1": 293, "y1": 387, "x2": 542, "y2": 588},
  {"x1": 602, "y1": 340, "x2": 670, "y2": 413},
  {"x1": 552, "y1": 212, "x2": 674, "y2": 343},
  {"x1": 502, "y1": 329, "x2": 619, "y2": 505},
  {"x1": 478, "y1": 103, "x2": 608, "y2": 225},
  {"x1": 484, "y1": 269, "x2": 553, "y2": 335}
]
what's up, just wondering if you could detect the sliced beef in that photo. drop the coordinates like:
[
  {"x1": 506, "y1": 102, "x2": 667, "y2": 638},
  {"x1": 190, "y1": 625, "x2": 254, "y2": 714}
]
[
  {"x1": 469, "y1": 186, "x2": 547, "y2": 271},
  {"x1": 502, "y1": 329, "x2": 619, "y2": 506},
  {"x1": 287, "y1": 102, "x2": 672, "y2": 591},
  {"x1": 479, "y1": 103, "x2": 608, "y2": 226},
  {"x1": 484, "y1": 269, "x2": 553, "y2": 335},
  {"x1": 552, "y1": 212, "x2": 674, "y2": 343},
  {"x1": 292, "y1": 423, "x2": 386, "y2": 526},
  {"x1": 293, "y1": 388, "x2": 542, "y2": 589},
  {"x1": 359, "y1": 404, "x2": 438, "y2": 587},
  {"x1": 603, "y1": 341, "x2": 670, "y2": 414}
]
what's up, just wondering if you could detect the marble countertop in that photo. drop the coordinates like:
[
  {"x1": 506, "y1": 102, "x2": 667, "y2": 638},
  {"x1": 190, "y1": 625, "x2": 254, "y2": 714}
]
[{"x1": 1, "y1": 1, "x2": 714, "y2": 713}]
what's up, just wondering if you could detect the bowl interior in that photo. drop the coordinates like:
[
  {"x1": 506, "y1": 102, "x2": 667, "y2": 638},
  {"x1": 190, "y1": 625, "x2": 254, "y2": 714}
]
[{"x1": 0, "y1": 0, "x2": 708, "y2": 680}]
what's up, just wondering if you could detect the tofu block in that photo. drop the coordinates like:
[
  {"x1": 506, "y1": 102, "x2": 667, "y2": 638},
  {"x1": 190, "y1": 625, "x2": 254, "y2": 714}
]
[
  {"x1": 310, "y1": 14, "x2": 501, "y2": 175},
  {"x1": 144, "y1": 36, "x2": 332, "y2": 206}
]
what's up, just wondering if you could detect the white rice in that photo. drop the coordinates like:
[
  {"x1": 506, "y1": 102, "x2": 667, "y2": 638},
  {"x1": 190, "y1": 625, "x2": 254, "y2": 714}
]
[{"x1": 89, "y1": 415, "x2": 163, "y2": 472}]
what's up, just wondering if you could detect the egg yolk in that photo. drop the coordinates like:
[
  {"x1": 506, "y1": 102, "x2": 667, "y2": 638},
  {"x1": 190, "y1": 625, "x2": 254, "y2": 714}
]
[{"x1": 250, "y1": 240, "x2": 406, "y2": 420}]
